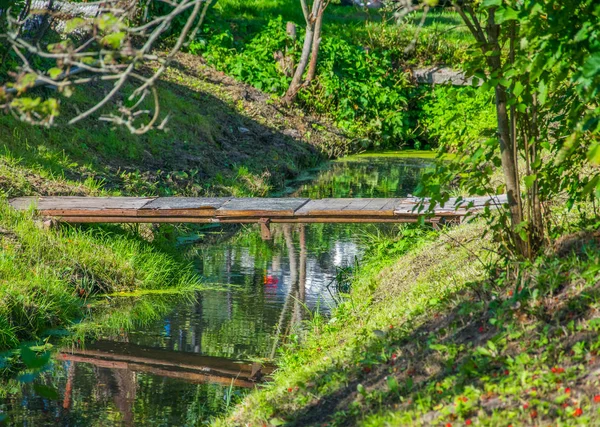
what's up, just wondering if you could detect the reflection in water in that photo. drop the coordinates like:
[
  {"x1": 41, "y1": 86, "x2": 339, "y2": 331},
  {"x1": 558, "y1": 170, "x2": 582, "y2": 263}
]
[
  {"x1": 281, "y1": 156, "x2": 432, "y2": 199},
  {"x1": 0, "y1": 155, "x2": 431, "y2": 425}
]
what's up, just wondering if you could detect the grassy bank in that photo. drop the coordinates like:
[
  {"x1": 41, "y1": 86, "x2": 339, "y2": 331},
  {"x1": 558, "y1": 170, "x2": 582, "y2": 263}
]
[
  {"x1": 0, "y1": 53, "x2": 345, "y2": 199},
  {"x1": 0, "y1": 200, "x2": 204, "y2": 349},
  {"x1": 0, "y1": 50, "x2": 348, "y2": 350},
  {"x1": 218, "y1": 221, "x2": 600, "y2": 426}
]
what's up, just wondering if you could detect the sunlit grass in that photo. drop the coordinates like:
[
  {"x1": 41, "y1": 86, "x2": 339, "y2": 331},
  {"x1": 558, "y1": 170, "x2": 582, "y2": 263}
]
[{"x1": 0, "y1": 199, "x2": 204, "y2": 349}]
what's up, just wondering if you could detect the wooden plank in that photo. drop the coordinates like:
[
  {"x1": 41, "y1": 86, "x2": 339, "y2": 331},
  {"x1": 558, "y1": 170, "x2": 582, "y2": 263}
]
[
  {"x1": 217, "y1": 198, "x2": 310, "y2": 217},
  {"x1": 139, "y1": 197, "x2": 231, "y2": 217},
  {"x1": 10, "y1": 196, "x2": 155, "y2": 217},
  {"x1": 295, "y1": 199, "x2": 356, "y2": 216},
  {"x1": 8, "y1": 197, "x2": 40, "y2": 210},
  {"x1": 54, "y1": 216, "x2": 430, "y2": 224},
  {"x1": 338, "y1": 198, "x2": 404, "y2": 216}
]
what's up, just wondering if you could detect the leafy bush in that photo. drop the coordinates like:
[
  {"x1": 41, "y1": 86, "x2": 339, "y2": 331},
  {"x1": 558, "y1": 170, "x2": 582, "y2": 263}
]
[
  {"x1": 192, "y1": 18, "x2": 417, "y2": 150},
  {"x1": 418, "y1": 85, "x2": 496, "y2": 151}
]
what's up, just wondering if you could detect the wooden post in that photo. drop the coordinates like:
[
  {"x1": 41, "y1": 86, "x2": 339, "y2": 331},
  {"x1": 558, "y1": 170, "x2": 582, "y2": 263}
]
[{"x1": 259, "y1": 218, "x2": 272, "y2": 240}]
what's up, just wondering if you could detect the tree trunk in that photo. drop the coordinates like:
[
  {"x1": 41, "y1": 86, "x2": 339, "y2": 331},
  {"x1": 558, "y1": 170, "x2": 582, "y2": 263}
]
[
  {"x1": 486, "y1": 9, "x2": 525, "y2": 255},
  {"x1": 282, "y1": 0, "x2": 320, "y2": 106},
  {"x1": 282, "y1": 24, "x2": 314, "y2": 105},
  {"x1": 306, "y1": 1, "x2": 325, "y2": 84}
]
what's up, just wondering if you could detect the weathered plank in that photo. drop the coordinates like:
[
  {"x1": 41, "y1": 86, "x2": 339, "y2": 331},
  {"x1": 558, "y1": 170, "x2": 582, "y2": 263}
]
[
  {"x1": 139, "y1": 197, "x2": 231, "y2": 217},
  {"x1": 296, "y1": 198, "x2": 403, "y2": 217},
  {"x1": 9, "y1": 196, "x2": 155, "y2": 217},
  {"x1": 217, "y1": 198, "x2": 310, "y2": 217}
]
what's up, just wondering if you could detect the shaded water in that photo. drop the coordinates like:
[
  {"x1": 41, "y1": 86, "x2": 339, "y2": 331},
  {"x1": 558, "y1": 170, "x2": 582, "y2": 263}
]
[{"x1": 0, "y1": 155, "x2": 432, "y2": 426}]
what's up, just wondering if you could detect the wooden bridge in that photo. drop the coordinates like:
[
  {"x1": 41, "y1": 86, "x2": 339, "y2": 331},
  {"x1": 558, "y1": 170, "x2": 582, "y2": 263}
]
[{"x1": 9, "y1": 195, "x2": 506, "y2": 238}]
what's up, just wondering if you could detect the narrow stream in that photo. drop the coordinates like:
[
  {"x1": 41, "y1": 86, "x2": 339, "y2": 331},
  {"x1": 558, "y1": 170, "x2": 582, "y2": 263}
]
[{"x1": 0, "y1": 154, "x2": 432, "y2": 426}]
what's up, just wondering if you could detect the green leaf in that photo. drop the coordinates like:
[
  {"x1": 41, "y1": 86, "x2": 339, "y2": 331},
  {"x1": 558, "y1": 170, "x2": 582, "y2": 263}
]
[
  {"x1": 524, "y1": 174, "x2": 537, "y2": 189},
  {"x1": 386, "y1": 376, "x2": 399, "y2": 392},
  {"x1": 481, "y1": 0, "x2": 502, "y2": 7},
  {"x1": 357, "y1": 383, "x2": 366, "y2": 395},
  {"x1": 499, "y1": 78, "x2": 511, "y2": 87},
  {"x1": 101, "y1": 31, "x2": 126, "y2": 49},
  {"x1": 582, "y1": 54, "x2": 600, "y2": 78},
  {"x1": 48, "y1": 67, "x2": 63, "y2": 79},
  {"x1": 512, "y1": 81, "x2": 524, "y2": 97},
  {"x1": 538, "y1": 80, "x2": 548, "y2": 105},
  {"x1": 588, "y1": 143, "x2": 600, "y2": 165},
  {"x1": 65, "y1": 17, "x2": 86, "y2": 33},
  {"x1": 582, "y1": 176, "x2": 600, "y2": 195},
  {"x1": 34, "y1": 384, "x2": 59, "y2": 400},
  {"x1": 497, "y1": 7, "x2": 519, "y2": 23},
  {"x1": 20, "y1": 346, "x2": 50, "y2": 370},
  {"x1": 269, "y1": 418, "x2": 286, "y2": 426}
]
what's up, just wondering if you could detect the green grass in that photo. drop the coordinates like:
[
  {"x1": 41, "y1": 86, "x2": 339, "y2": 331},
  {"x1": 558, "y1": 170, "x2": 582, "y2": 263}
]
[
  {"x1": 216, "y1": 222, "x2": 600, "y2": 426},
  {"x1": 0, "y1": 200, "x2": 204, "y2": 349},
  {"x1": 0, "y1": 54, "x2": 334, "y2": 199}
]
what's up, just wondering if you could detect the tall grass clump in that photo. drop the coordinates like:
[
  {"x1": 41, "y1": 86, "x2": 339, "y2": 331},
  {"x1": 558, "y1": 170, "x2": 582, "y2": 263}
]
[{"x1": 0, "y1": 200, "x2": 202, "y2": 349}]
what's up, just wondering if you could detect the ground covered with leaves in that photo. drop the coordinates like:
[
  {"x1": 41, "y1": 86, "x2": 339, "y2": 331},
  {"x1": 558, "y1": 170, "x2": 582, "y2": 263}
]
[{"x1": 218, "y1": 223, "x2": 600, "y2": 426}]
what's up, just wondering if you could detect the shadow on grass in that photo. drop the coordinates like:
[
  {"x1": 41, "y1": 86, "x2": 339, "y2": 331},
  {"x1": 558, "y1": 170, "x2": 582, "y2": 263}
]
[
  {"x1": 276, "y1": 247, "x2": 600, "y2": 426},
  {"x1": 0, "y1": 55, "x2": 329, "y2": 198}
]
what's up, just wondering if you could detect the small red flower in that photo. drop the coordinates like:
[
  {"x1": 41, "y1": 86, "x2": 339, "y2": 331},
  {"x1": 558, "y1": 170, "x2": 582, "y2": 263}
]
[
  {"x1": 523, "y1": 403, "x2": 529, "y2": 409},
  {"x1": 574, "y1": 407, "x2": 583, "y2": 417},
  {"x1": 594, "y1": 395, "x2": 600, "y2": 403},
  {"x1": 530, "y1": 410, "x2": 538, "y2": 418},
  {"x1": 565, "y1": 387, "x2": 571, "y2": 394},
  {"x1": 478, "y1": 326, "x2": 485, "y2": 333},
  {"x1": 460, "y1": 396, "x2": 468, "y2": 402},
  {"x1": 445, "y1": 423, "x2": 452, "y2": 427},
  {"x1": 504, "y1": 369, "x2": 510, "y2": 376},
  {"x1": 389, "y1": 324, "x2": 394, "y2": 329},
  {"x1": 465, "y1": 420, "x2": 472, "y2": 426},
  {"x1": 391, "y1": 353, "x2": 397, "y2": 360},
  {"x1": 508, "y1": 290, "x2": 513, "y2": 296},
  {"x1": 287, "y1": 387, "x2": 292, "y2": 393},
  {"x1": 563, "y1": 403, "x2": 570, "y2": 408}
]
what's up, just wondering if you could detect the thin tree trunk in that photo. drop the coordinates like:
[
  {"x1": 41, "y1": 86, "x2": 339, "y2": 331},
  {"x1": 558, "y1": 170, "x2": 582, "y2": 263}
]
[
  {"x1": 306, "y1": 1, "x2": 325, "y2": 84},
  {"x1": 282, "y1": 0, "x2": 319, "y2": 106}
]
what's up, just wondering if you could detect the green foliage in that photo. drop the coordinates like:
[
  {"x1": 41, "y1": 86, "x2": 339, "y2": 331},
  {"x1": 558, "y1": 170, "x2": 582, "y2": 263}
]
[
  {"x1": 192, "y1": 5, "x2": 473, "y2": 150},
  {"x1": 192, "y1": 18, "x2": 292, "y2": 94},
  {"x1": 298, "y1": 35, "x2": 412, "y2": 148},
  {"x1": 415, "y1": 0, "x2": 600, "y2": 257},
  {"x1": 418, "y1": 85, "x2": 496, "y2": 151}
]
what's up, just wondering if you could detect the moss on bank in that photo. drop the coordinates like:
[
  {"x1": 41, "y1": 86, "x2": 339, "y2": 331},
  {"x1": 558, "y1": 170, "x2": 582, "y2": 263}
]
[{"x1": 218, "y1": 223, "x2": 600, "y2": 426}]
